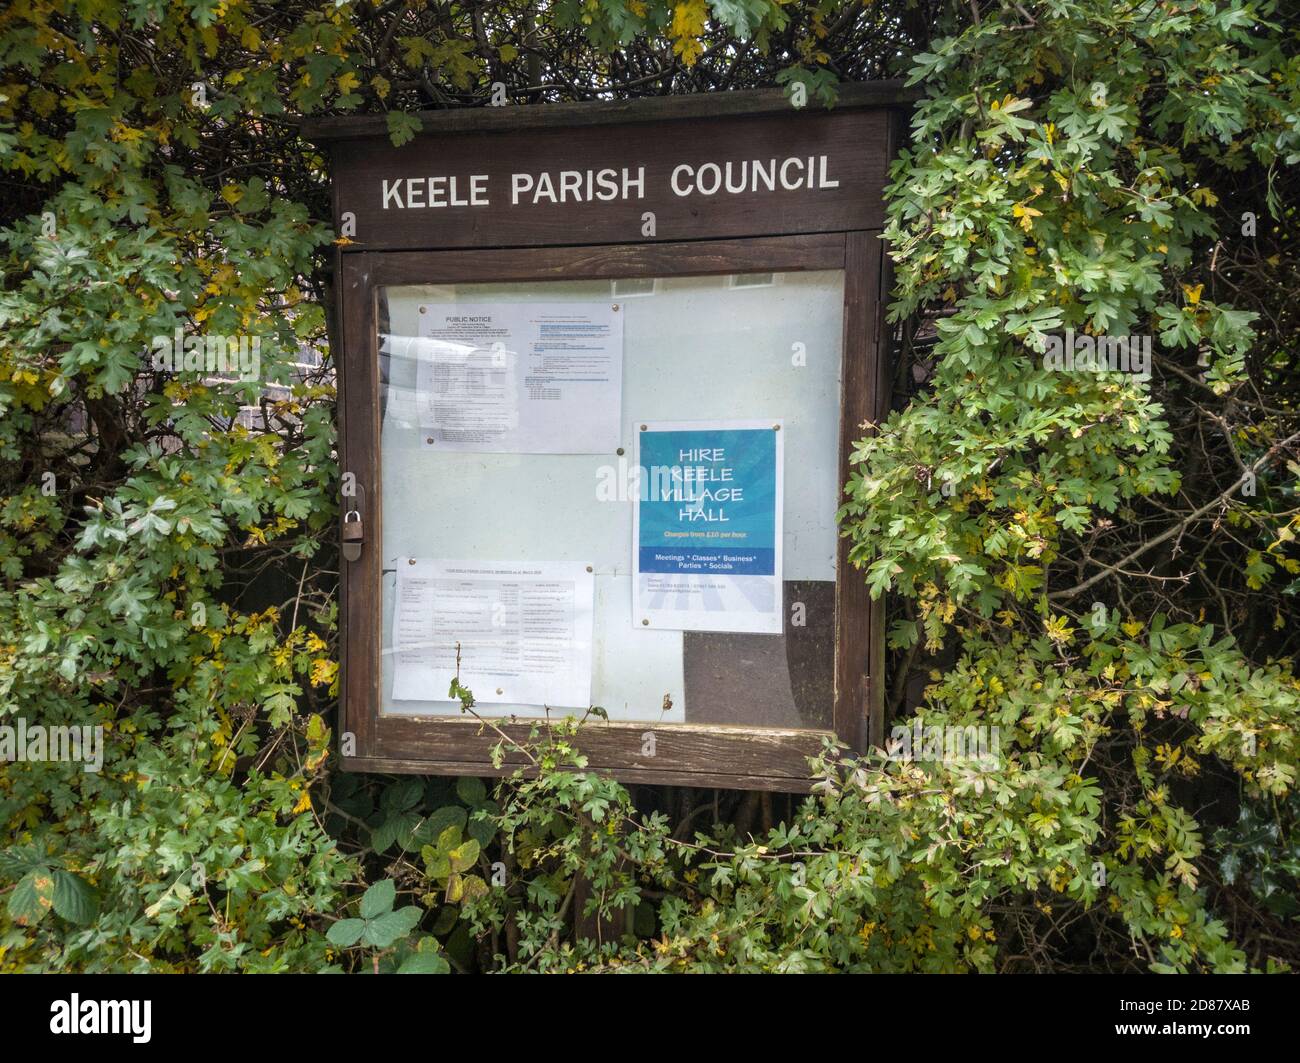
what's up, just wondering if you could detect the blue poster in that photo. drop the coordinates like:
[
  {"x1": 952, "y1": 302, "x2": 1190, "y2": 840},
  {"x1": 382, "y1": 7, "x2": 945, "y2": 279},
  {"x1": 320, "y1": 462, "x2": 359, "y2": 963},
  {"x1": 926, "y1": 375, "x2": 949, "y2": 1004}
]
[{"x1": 633, "y1": 420, "x2": 783, "y2": 633}]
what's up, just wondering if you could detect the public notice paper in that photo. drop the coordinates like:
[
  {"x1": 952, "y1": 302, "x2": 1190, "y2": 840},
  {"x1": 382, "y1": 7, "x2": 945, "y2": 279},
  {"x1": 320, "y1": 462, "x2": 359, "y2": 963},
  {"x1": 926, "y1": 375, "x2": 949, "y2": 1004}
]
[
  {"x1": 391, "y1": 560, "x2": 595, "y2": 708},
  {"x1": 414, "y1": 302, "x2": 623, "y2": 453}
]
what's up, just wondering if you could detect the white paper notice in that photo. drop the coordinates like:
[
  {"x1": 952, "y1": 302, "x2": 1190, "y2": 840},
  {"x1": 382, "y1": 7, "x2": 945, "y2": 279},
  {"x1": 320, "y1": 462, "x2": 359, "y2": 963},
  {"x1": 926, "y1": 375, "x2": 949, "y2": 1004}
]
[
  {"x1": 415, "y1": 302, "x2": 623, "y2": 453},
  {"x1": 391, "y1": 559, "x2": 595, "y2": 709}
]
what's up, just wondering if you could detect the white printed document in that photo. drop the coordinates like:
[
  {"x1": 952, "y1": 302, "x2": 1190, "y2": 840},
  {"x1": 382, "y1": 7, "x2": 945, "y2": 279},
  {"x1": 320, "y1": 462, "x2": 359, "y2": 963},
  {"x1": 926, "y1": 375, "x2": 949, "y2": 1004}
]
[
  {"x1": 414, "y1": 302, "x2": 623, "y2": 453},
  {"x1": 391, "y1": 559, "x2": 595, "y2": 709}
]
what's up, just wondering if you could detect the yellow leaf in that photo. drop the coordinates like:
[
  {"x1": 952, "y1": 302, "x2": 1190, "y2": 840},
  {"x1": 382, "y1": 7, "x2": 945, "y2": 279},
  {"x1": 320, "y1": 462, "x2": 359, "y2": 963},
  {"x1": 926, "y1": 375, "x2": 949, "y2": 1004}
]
[
  {"x1": 670, "y1": 0, "x2": 708, "y2": 66},
  {"x1": 1012, "y1": 202, "x2": 1042, "y2": 233}
]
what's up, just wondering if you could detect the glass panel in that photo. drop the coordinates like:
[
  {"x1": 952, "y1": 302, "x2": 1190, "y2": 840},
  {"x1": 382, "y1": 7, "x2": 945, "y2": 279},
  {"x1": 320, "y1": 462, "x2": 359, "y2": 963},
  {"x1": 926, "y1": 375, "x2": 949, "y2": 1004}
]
[{"x1": 378, "y1": 269, "x2": 844, "y2": 729}]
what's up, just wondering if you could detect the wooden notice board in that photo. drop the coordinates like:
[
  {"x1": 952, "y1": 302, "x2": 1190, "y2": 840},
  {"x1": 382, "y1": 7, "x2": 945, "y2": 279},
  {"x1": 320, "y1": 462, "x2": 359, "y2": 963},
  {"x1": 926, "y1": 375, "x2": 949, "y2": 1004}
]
[{"x1": 305, "y1": 84, "x2": 913, "y2": 791}]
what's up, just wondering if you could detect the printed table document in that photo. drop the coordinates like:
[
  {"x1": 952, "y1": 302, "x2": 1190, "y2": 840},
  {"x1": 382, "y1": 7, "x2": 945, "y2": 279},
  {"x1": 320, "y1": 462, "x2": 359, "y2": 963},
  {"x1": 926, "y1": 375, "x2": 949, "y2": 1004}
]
[
  {"x1": 414, "y1": 302, "x2": 623, "y2": 453},
  {"x1": 391, "y1": 560, "x2": 595, "y2": 708}
]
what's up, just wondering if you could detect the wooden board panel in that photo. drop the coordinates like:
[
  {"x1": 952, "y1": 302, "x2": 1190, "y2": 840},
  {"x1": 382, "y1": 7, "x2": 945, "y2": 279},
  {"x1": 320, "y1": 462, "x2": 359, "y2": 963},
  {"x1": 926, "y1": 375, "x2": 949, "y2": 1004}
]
[
  {"x1": 342, "y1": 756, "x2": 819, "y2": 794},
  {"x1": 365, "y1": 233, "x2": 846, "y2": 285},
  {"x1": 833, "y1": 231, "x2": 883, "y2": 753},
  {"x1": 327, "y1": 109, "x2": 890, "y2": 251},
  {"x1": 339, "y1": 254, "x2": 379, "y2": 761},
  {"x1": 371, "y1": 715, "x2": 830, "y2": 792}
]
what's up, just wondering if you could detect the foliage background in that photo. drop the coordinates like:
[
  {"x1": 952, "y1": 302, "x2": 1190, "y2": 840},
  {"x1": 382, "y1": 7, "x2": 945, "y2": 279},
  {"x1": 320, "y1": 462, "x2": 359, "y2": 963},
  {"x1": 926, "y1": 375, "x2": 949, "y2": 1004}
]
[{"x1": 1, "y1": 0, "x2": 1298, "y2": 972}]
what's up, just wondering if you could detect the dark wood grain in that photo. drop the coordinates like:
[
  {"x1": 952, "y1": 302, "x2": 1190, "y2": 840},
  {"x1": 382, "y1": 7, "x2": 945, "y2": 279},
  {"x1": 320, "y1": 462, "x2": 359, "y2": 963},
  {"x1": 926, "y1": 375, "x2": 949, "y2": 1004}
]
[
  {"x1": 833, "y1": 231, "x2": 881, "y2": 755},
  {"x1": 325, "y1": 109, "x2": 890, "y2": 251},
  {"x1": 341, "y1": 755, "x2": 822, "y2": 793},
  {"x1": 367, "y1": 233, "x2": 845, "y2": 286},
  {"x1": 372, "y1": 716, "x2": 831, "y2": 793},
  {"x1": 338, "y1": 253, "x2": 379, "y2": 761}
]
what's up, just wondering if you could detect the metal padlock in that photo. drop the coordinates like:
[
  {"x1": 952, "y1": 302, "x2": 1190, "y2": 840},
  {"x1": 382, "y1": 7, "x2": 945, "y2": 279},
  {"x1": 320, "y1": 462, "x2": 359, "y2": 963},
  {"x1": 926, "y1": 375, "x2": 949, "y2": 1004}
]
[{"x1": 342, "y1": 509, "x2": 363, "y2": 562}]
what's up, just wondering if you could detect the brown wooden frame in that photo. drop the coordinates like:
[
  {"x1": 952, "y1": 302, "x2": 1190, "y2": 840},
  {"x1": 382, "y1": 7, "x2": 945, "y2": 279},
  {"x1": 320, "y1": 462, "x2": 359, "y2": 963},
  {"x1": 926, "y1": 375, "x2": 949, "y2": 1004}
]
[{"x1": 320, "y1": 88, "x2": 910, "y2": 791}]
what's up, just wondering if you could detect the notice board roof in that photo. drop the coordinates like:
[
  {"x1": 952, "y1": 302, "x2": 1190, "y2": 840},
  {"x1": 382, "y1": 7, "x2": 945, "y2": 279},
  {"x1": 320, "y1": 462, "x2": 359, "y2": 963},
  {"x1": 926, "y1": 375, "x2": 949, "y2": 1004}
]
[{"x1": 299, "y1": 81, "x2": 921, "y2": 142}]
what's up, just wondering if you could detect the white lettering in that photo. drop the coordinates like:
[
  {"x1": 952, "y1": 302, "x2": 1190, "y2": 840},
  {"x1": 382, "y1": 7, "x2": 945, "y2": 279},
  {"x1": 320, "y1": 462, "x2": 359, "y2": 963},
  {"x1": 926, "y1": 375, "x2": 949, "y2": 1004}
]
[
  {"x1": 511, "y1": 172, "x2": 533, "y2": 205},
  {"x1": 695, "y1": 162, "x2": 722, "y2": 195},
  {"x1": 596, "y1": 168, "x2": 620, "y2": 201}
]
